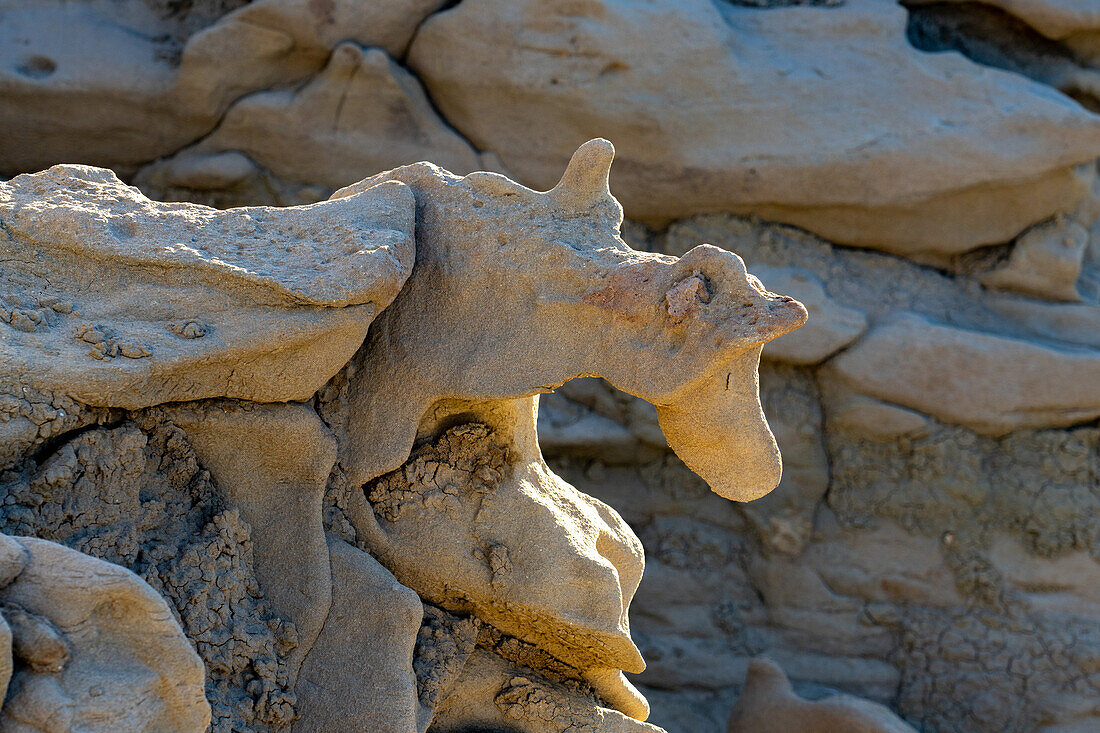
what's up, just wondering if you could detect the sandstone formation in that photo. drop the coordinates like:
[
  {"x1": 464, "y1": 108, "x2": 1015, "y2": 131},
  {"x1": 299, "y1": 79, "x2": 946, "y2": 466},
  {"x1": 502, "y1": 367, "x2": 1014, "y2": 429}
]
[
  {"x1": 978, "y1": 214, "x2": 1089, "y2": 301},
  {"x1": 0, "y1": 532, "x2": 209, "y2": 731},
  {"x1": 726, "y1": 657, "x2": 915, "y2": 733},
  {"x1": 4, "y1": 1, "x2": 1100, "y2": 731},
  {"x1": 408, "y1": 0, "x2": 1100, "y2": 258},
  {"x1": 752, "y1": 266, "x2": 866, "y2": 365},
  {"x1": 0, "y1": 0, "x2": 451, "y2": 175},
  {"x1": 909, "y1": 0, "x2": 1100, "y2": 63},
  {"x1": 137, "y1": 42, "x2": 483, "y2": 206},
  {"x1": 1, "y1": 140, "x2": 805, "y2": 731},
  {"x1": 824, "y1": 312, "x2": 1100, "y2": 435},
  {"x1": 0, "y1": 162, "x2": 415, "y2": 409},
  {"x1": 904, "y1": 0, "x2": 1099, "y2": 142}
]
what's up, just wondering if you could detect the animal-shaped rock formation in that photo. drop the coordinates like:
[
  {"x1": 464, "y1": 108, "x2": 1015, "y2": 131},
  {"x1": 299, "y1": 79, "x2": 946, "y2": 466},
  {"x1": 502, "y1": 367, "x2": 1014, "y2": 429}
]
[{"x1": 0, "y1": 140, "x2": 805, "y2": 731}]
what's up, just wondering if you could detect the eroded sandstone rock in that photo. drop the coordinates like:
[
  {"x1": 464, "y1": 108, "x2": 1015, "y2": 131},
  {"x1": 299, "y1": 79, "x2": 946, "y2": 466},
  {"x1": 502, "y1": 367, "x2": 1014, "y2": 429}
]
[
  {"x1": 726, "y1": 657, "x2": 916, "y2": 732},
  {"x1": 0, "y1": 163, "x2": 415, "y2": 408},
  {"x1": 0, "y1": 533, "x2": 209, "y2": 732},
  {"x1": 979, "y1": 214, "x2": 1090, "y2": 301},
  {"x1": 139, "y1": 42, "x2": 483, "y2": 202},
  {"x1": 408, "y1": 0, "x2": 1100, "y2": 257},
  {"x1": 910, "y1": 0, "x2": 1100, "y2": 63},
  {"x1": 1, "y1": 140, "x2": 806, "y2": 732},
  {"x1": 823, "y1": 312, "x2": 1100, "y2": 434},
  {"x1": 0, "y1": 0, "x2": 452, "y2": 175},
  {"x1": 753, "y1": 267, "x2": 867, "y2": 365}
]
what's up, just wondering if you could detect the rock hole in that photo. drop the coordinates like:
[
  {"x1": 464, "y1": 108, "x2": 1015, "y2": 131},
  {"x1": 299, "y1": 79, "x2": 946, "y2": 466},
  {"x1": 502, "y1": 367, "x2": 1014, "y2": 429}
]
[{"x1": 16, "y1": 55, "x2": 56, "y2": 80}]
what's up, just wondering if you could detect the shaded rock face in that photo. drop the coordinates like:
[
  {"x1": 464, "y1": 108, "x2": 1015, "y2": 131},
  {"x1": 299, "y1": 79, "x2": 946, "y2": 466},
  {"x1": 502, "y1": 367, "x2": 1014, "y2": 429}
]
[
  {"x1": 726, "y1": 657, "x2": 915, "y2": 732},
  {"x1": 407, "y1": 0, "x2": 1100, "y2": 258},
  {"x1": 3, "y1": 0, "x2": 1100, "y2": 732},
  {"x1": 0, "y1": 416, "x2": 299, "y2": 731}
]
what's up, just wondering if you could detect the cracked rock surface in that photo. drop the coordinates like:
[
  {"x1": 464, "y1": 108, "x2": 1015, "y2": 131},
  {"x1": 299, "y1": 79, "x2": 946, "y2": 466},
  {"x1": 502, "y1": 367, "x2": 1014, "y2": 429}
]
[{"x1": 3, "y1": 0, "x2": 1100, "y2": 731}]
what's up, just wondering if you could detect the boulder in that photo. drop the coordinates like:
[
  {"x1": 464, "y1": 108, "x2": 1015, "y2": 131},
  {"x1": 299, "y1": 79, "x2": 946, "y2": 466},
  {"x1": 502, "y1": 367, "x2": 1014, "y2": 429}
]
[
  {"x1": 823, "y1": 313, "x2": 1100, "y2": 434},
  {"x1": 0, "y1": 164, "x2": 415, "y2": 409},
  {"x1": 408, "y1": 0, "x2": 1100, "y2": 257},
  {"x1": 979, "y1": 215, "x2": 1089, "y2": 301},
  {"x1": 0, "y1": 0, "x2": 450, "y2": 174},
  {"x1": 727, "y1": 657, "x2": 916, "y2": 733},
  {"x1": 143, "y1": 43, "x2": 482, "y2": 196},
  {"x1": 0, "y1": 0, "x2": 198, "y2": 173},
  {"x1": 0, "y1": 535, "x2": 209, "y2": 732}
]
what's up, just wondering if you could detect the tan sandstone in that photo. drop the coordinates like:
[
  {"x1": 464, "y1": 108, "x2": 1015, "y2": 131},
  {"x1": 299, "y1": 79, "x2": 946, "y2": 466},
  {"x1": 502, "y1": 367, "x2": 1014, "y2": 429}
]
[
  {"x1": 823, "y1": 312, "x2": 1100, "y2": 434},
  {"x1": 408, "y1": 0, "x2": 1100, "y2": 257},
  {"x1": 0, "y1": 534, "x2": 209, "y2": 731}
]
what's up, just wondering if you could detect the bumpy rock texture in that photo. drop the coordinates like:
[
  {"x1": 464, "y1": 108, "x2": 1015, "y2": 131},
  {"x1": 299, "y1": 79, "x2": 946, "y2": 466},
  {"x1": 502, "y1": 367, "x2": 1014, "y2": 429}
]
[
  {"x1": 1, "y1": 136, "x2": 804, "y2": 732},
  {"x1": 0, "y1": 530, "x2": 210, "y2": 731},
  {"x1": 4, "y1": 0, "x2": 1100, "y2": 731}
]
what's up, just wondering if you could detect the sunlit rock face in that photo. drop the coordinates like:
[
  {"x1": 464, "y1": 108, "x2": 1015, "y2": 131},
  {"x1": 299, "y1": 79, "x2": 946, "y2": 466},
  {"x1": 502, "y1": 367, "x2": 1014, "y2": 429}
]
[
  {"x1": 3, "y1": 0, "x2": 1100, "y2": 730},
  {"x1": 0, "y1": 139, "x2": 803, "y2": 731}
]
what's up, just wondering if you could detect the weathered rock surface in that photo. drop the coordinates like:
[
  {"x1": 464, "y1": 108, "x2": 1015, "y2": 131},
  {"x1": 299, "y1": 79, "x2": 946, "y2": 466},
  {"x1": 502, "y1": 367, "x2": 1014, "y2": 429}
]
[
  {"x1": 140, "y1": 42, "x2": 482, "y2": 200},
  {"x1": 0, "y1": 416, "x2": 301, "y2": 731},
  {"x1": 0, "y1": 142, "x2": 812, "y2": 732},
  {"x1": 429, "y1": 647, "x2": 664, "y2": 733},
  {"x1": 0, "y1": 0, "x2": 451, "y2": 175},
  {"x1": 292, "y1": 536, "x2": 423, "y2": 733},
  {"x1": 726, "y1": 657, "x2": 916, "y2": 733},
  {"x1": 359, "y1": 418, "x2": 648, "y2": 676},
  {"x1": 409, "y1": 0, "x2": 1100, "y2": 256},
  {"x1": 311, "y1": 140, "x2": 804, "y2": 722},
  {"x1": 904, "y1": 0, "x2": 1100, "y2": 109},
  {"x1": 912, "y1": 0, "x2": 1100, "y2": 55},
  {"x1": 824, "y1": 312, "x2": 1100, "y2": 434},
  {"x1": 0, "y1": 533, "x2": 209, "y2": 732},
  {"x1": 5, "y1": 0, "x2": 1100, "y2": 726},
  {"x1": 160, "y1": 401, "x2": 336, "y2": 680},
  {"x1": 979, "y1": 214, "x2": 1090, "y2": 300},
  {"x1": 0, "y1": 163, "x2": 415, "y2": 408},
  {"x1": 0, "y1": 0, "x2": 206, "y2": 174},
  {"x1": 327, "y1": 139, "x2": 805, "y2": 503},
  {"x1": 543, "y1": 210, "x2": 1100, "y2": 732},
  {"x1": 753, "y1": 267, "x2": 867, "y2": 365}
]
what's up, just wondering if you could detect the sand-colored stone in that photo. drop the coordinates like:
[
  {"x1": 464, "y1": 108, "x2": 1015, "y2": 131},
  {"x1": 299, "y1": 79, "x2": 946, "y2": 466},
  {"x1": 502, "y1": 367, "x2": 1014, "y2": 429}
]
[
  {"x1": 6, "y1": 0, "x2": 1100, "y2": 726},
  {"x1": 727, "y1": 657, "x2": 916, "y2": 733},
  {"x1": 0, "y1": 0, "x2": 450, "y2": 174},
  {"x1": 753, "y1": 267, "x2": 867, "y2": 365},
  {"x1": 823, "y1": 312, "x2": 1100, "y2": 434},
  {"x1": 980, "y1": 215, "x2": 1090, "y2": 301},
  {"x1": 316, "y1": 139, "x2": 803, "y2": 722},
  {"x1": 1, "y1": 140, "x2": 808, "y2": 731},
  {"x1": 909, "y1": 0, "x2": 1100, "y2": 46},
  {"x1": 429, "y1": 648, "x2": 664, "y2": 733},
  {"x1": 160, "y1": 401, "x2": 336, "y2": 682},
  {"x1": 0, "y1": 0, "x2": 201, "y2": 174},
  {"x1": 142, "y1": 43, "x2": 482, "y2": 196},
  {"x1": 0, "y1": 534, "x2": 209, "y2": 731},
  {"x1": 178, "y1": 0, "x2": 449, "y2": 114},
  {"x1": 826, "y1": 394, "x2": 932, "y2": 441},
  {"x1": 331, "y1": 139, "x2": 805, "y2": 502},
  {"x1": 0, "y1": 163, "x2": 414, "y2": 409},
  {"x1": 292, "y1": 536, "x2": 423, "y2": 733},
  {"x1": 408, "y1": 0, "x2": 1100, "y2": 256}
]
